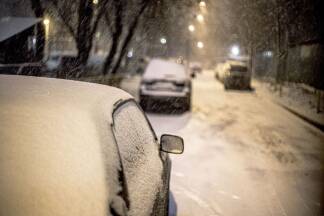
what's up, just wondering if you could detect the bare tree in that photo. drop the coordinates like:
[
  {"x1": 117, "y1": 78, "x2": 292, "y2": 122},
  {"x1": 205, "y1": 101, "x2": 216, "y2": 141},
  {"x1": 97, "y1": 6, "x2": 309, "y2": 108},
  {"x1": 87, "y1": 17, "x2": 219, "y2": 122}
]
[
  {"x1": 29, "y1": 0, "x2": 45, "y2": 62},
  {"x1": 102, "y1": 0, "x2": 124, "y2": 75},
  {"x1": 101, "y1": 0, "x2": 152, "y2": 75},
  {"x1": 47, "y1": 0, "x2": 109, "y2": 77},
  {"x1": 109, "y1": 0, "x2": 151, "y2": 74}
]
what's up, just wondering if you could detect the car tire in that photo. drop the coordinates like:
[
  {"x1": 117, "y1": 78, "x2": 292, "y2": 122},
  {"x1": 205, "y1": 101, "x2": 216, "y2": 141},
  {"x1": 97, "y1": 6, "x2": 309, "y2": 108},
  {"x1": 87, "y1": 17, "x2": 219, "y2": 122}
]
[
  {"x1": 185, "y1": 94, "x2": 191, "y2": 111},
  {"x1": 224, "y1": 83, "x2": 229, "y2": 90},
  {"x1": 139, "y1": 95, "x2": 147, "y2": 111}
]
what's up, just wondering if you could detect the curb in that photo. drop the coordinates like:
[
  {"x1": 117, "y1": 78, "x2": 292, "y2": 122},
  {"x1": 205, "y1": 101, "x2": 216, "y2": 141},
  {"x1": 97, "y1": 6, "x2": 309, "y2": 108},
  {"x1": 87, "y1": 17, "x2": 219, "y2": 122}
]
[{"x1": 276, "y1": 101, "x2": 324, "y2": 132}]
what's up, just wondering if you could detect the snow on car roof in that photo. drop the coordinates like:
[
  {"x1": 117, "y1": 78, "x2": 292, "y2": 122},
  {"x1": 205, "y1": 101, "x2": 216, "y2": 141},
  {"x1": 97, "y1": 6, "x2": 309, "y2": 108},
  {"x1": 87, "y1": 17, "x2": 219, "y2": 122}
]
[
  {"x1": 0, "y1": 75, "x2": 132, "y2": 120},
  {"x1": 143, "y1": 59, "x2": 187, "y2": 81},
  {"x1": 0, "y1": 75, "x2": 132, "y2": 215},
  {"x1": 226, "y1": 60, "x2": 248, "y2": 67}
]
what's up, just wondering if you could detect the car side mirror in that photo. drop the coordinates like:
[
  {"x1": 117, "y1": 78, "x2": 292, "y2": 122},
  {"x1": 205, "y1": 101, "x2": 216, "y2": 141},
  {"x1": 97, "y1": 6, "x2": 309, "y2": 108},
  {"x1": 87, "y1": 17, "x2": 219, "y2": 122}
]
[{"x1": 160, "y1": 134, "x2": 184, "y2": 154}]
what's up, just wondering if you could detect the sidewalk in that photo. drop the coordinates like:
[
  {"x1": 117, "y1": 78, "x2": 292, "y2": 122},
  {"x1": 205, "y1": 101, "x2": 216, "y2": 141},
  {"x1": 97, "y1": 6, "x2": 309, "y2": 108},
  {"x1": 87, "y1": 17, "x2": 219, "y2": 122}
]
[{"x1": 254, "y1": 80, "x2": 324, "y2": 131}]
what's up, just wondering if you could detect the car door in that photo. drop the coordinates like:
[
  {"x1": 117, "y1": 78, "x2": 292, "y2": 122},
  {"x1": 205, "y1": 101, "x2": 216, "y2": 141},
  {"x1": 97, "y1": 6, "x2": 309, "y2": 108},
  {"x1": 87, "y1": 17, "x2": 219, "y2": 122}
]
[{"x1": 112, "y1": 100, "x2": 164, "y2": 216}]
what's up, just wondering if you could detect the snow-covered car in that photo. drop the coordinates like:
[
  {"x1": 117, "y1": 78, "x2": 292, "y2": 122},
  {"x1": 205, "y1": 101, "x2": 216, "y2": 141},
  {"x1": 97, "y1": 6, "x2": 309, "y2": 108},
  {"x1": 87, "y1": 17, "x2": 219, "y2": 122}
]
[
  {"x1": 0, "y1": 75, "x2": 184, "y2": 216},
  {"x1": 222, "y1": 60, "x2": 251, "y2": 90},
  {"x1": 139, "y1": 59, "x2": 192, "y2": 112},
  {"x1": 189, "y1": 62, "x2": 203, "y2": 75},
  {"x1": 45, "y1": 52, "x2": 77, "y2": 72}
]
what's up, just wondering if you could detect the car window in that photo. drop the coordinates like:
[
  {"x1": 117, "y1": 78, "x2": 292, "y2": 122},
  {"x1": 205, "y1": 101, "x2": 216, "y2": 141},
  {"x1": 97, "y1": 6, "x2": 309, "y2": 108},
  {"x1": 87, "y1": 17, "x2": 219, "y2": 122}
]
[{"x1": 112, "y1": 101, "x2": 163, "y2": 215}]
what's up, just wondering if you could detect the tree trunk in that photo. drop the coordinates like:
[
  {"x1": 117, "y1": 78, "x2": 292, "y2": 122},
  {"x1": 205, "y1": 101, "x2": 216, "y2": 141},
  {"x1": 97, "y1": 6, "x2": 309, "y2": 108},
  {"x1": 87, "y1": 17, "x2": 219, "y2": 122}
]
[
  {"x1": 74, "y1": 0, "x2": 94, "y2": 77},
  {"x1": 102, "y1": 1, "x2": 123, "y2": 75},
  {"x1": 30, "y1": 0, "x2": 45, "y2": 62},
  {"x1": 110, "y1": 1, "x2": 150, "y2": 75}
]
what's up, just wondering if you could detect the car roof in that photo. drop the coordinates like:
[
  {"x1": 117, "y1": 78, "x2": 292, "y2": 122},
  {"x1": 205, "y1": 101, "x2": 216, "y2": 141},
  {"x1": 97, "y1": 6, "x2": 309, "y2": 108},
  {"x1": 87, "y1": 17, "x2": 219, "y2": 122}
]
[
  {"x1": 0, "y1": 75, "x2": 132, "y2": 215},
  {"x1": 0, "y1": 75, "x2": 132, "y2": 121},
  {"x1": 226, "y1": 60, "x2": 248, "y2": 67},
  {"x1": 143, "y1": 58, "x2": 187, "y2": 81}
]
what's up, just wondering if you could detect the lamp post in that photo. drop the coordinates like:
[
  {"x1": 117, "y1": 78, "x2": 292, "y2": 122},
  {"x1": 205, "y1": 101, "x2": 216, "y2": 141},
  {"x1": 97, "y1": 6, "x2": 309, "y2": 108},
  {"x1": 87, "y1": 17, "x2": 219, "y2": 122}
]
[
  {"x1": 199, "y1": 1, "x2": 206, "y2": 8},
  {"x1": 197, "y1": 14, "x2": 204, "y2": 23},
  {"x1": 197, "y1": 41, "x2": 204, "y2": 49},
  {"x1": 188, "y1": 24, "x2": 195, "y2": 32}
]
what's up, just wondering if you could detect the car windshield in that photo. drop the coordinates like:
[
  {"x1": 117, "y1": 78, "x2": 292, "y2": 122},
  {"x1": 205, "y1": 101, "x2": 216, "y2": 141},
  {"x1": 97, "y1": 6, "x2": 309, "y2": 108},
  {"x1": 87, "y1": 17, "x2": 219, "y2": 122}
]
[{"x1": 1, "y1": 0, "x2": 323, "y2": 215}]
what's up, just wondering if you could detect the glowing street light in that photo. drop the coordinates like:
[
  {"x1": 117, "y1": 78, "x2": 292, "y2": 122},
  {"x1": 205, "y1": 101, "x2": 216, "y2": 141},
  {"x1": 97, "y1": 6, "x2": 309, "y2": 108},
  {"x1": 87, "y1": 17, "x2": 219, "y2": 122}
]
[
  {"x1": 197, "y1": 41, "x2": 204, "y2": 49},
  {"x1": 160, "y1": 37, "x2": 167, "y2": 45},
  {"x1": 93, "y1": 0, "x2": 99, "y2": 4},
  {"x1": 197, "y1": 14, "x2": 204, "y2": 23},
  {"x1": 188, "y1": 25, "x2": 195, "y2": 32},
  {"x1": 43, "y1": 18, "x2": 50, "y2": 26},
  {"x1": 199, "y1": 1, "x2": 206, "y2": 7},
  {"x1": 231, "y1": 45, "x2": 240, "y2": 56},
  {"x1": 127, "y1": 49, "x2": 134, "y2": 58},
  {"x1": 43, "y1": 18, "x2": 50, "y2": 60}
]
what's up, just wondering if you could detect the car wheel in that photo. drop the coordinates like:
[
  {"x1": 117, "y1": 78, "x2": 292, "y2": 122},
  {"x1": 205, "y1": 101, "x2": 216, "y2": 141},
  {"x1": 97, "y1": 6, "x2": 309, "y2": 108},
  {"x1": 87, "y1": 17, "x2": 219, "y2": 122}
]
[
  {"x1": 185, "y1": 94, "x2": 191, "y2": 111},
  {"x1": 139, "y1": 95, "x2": 147, "y2": 111},
  {"x1": 224, "y1": 83, "x2": 229, "y2": 90}
]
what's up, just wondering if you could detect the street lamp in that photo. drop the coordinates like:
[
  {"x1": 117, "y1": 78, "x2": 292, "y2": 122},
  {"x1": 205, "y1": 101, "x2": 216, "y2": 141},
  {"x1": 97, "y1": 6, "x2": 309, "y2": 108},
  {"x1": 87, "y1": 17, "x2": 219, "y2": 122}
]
[
  {"x1": 43, "y1": 18, "x2": 50, "y2": 60},
  {"x1": 160, "y1": 37, "x2": 167, "y2": 45},
  {"x1": 199, "y1": 1, "x2": 206, "y2": 7},
  {"x1": 188, "y1": 25, "x2": 195, "y2": 32},
  {"x1": 197, "y1": 14, "x2": 204, "y2": 23},
  {"x1": 127, "y1": 49, "x2": 134, "y2": 58},
  {"x1": 43, "y1": 18, "x2": 50, "y2": 26},
  {"x1": 197, "y1": 41, "x2": 204, "y2": 49},
  {"x1": 231, "y1": 45, "x2": 240, "y2": 56},
  {"x1": 93, "y1": 0, "x2": 99, "y2": 4}
]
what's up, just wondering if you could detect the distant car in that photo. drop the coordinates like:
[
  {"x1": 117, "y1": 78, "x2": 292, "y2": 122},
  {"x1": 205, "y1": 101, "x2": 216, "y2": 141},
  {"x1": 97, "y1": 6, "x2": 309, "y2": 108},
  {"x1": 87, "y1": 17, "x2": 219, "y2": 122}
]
[
  {"x1": 221, "y1": 60, "x2": 251, "y2": 90},
  {"x1": 0, "y1": 75, "x2": 184, "y2": 216},
  {"x1": 46, "y1": 53, "x2": 80, "y2": 77},
  {"x1": 189, "y1": 62, "x2": 202, "y2": 75},
  {"x1": 139, "y1": 59, "x2": 192, "y2": 112},
  {"x1": 46, "y1": 53, "x2": 61, "y2": 71}
]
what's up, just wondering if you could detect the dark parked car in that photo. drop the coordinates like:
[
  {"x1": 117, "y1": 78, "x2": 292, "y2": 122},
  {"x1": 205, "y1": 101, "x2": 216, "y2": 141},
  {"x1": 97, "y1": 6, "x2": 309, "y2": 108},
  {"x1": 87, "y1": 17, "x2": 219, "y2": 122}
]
[
  {"x1": 222, "y1": 60, "x2": 251, "y2": 90},
  {"x1": 0, "y1": 75, "x2": 184, "y2": 216}
]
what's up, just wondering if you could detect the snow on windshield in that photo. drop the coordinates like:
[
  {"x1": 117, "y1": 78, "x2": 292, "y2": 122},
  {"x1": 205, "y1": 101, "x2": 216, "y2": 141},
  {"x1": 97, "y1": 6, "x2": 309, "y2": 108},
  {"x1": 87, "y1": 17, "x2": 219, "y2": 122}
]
[{"x1": 113, "y1": 101, "x2": 163, "y2": 215}]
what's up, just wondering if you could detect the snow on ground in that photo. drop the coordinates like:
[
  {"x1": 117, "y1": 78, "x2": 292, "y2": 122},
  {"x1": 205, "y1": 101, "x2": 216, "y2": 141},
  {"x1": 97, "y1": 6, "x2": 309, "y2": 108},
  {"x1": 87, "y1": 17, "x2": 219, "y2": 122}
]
[
  {"x1": 254, "y1": 81, "x2": 324, "y2": 127},
  {"x1": 120, "y1": 71, "x2": 324, "y2": 216}
]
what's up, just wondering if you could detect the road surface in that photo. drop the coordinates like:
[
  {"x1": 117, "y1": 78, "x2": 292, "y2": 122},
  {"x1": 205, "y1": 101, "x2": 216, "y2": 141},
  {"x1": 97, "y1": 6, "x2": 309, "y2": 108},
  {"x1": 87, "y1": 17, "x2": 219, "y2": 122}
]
[{"x1": 121, "y1": 71, "x2": 324, "y2": 216}]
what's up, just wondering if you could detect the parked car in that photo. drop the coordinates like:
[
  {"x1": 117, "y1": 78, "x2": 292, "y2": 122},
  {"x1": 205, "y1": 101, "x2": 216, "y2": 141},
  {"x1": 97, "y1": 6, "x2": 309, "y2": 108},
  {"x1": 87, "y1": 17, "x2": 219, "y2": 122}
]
[
  {"x1": 139, "y1": 59, "x2": 192, "y2": 112},
  {"x1": 0, "y1": 62, "x2": 44, "y2": 76},
  {"x1": 221, "y1": 60, "x2": 251, "y2": 90},
  {"x1": 0, "y1": 75, "x2": 184, "y2": 216},
  {"x1": 46, "y1": 52, "x2": 80, "y2": 77},
  {"x1": 46, "y1": 52, "x2": 77, "y2": 71},
  {"x1": 189, "y1": 62, "x2": 203, "y2": 76}
]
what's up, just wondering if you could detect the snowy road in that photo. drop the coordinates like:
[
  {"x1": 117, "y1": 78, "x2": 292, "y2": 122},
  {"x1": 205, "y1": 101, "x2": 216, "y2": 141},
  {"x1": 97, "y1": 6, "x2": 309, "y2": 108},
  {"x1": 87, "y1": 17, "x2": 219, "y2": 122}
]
[{"x1": 121, "y1": 71, "x2": 324, "y2": 216}]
